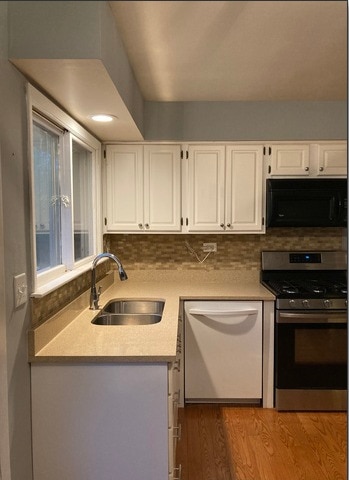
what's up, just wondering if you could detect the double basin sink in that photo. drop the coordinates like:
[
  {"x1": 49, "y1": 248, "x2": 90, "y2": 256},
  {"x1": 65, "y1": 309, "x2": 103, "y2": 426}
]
[{"x1": 92, "y1": 299, "x2": 165, "y2": 326}]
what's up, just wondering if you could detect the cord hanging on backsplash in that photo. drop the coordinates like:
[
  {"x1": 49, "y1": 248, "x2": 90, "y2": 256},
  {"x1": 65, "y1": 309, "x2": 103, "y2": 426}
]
[{"x1": 184, "y1": 241, "x2": 212, "y2": 264}]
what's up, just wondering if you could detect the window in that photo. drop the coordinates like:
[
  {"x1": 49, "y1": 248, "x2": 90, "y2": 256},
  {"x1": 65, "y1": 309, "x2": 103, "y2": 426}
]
[
  {"x1": 28, "y1": 86, "x2": 102, "y2": 294},
  {"x1": 72, "y1": 140, "x2": 94, "y2": 262},
  {"x1": 33, "y1": 119, "x2": 62, "y2": 272}
]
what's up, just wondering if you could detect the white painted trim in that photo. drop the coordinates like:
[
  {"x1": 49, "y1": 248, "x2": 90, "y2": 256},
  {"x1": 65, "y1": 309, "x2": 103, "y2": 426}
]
[{"x1": 0, "y1": 146, "x2": 12, "y2": 479}]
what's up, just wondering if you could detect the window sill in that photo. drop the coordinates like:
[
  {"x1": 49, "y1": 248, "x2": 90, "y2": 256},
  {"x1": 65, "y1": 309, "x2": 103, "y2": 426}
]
[{"x1": 31, "y1": 262, "x2": 101, "y2": 298}]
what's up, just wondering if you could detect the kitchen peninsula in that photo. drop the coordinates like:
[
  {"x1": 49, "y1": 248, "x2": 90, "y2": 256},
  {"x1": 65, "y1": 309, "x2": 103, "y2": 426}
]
[{"x1": 29, "y1": 269, "x2": 274, "y2": 480}]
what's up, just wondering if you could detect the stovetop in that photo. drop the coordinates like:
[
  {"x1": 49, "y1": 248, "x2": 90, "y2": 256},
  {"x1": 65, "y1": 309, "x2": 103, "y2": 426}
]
[
  {"x1": 261, "y1": 250, "x2": 347, "y2": 310},
  {"x1": 262, "y1": 273, "x2": 347, "y2": 299}
]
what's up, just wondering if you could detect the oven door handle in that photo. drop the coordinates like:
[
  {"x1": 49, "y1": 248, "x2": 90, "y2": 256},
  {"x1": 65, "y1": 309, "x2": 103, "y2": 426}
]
[{"x1": 277, "y1": 312, "x2": 347, "y2": 324}]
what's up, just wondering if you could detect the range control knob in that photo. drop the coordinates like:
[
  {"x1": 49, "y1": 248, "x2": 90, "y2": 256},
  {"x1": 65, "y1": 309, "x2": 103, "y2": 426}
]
[
  {"x1": 323, "y1": 299, "x2": 331, "y2": 308},
  {"x1": 302, "y1": 299, "x2": 310, "y2": 308},
  {"x1": 289, "y1": 299, "x2": 296, "y2": 308}
]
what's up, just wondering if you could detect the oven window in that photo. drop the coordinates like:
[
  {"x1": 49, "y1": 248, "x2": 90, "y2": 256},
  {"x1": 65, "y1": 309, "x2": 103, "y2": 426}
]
[
  {"x1": 275, "y1": 323, "x2": 347, "y2": 389},
  {"x1": 295, "y1": 328, "x2": 347, "y2": 365}
]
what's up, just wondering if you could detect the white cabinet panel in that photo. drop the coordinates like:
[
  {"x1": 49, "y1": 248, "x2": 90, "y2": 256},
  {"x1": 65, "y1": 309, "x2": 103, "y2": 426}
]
[
  {"x1": 31, "y1": 363, "x2": 168, "y2": 480},
  {"x1": 105, "y1": 145, "x2": 143, "y2": 231},
  {"x1": 226, "y1": 145, "x2": 264, "y2": 231},
  {"x1": 315, "y1": 143, "x2": 347, "y2": 176},
  {"x1": 187, "y1": 145, "x2": 225, "y2": 231},
  {"x1": 269, "y1": 144, "x2": 310, "y2": 176},
  {"x1": 144, "y1": 145, "x2": 181, "y2": 231}
]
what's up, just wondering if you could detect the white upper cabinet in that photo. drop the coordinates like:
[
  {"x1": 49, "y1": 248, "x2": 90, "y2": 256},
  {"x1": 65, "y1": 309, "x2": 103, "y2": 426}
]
[
  {"x1": 104, "y1": 141, "x2": 345, "y2": 235},
  {"x1": 105, "y1": 145, "x2": 181, "y2": 232},
  {"x1": 186, "y1": 145, "x2": 264, "y2": 233},
  {"x1": 267, "y1": 142, "x2": 347, "y2": 177},
  {"x1": 143, "y1": 145, "x2": 181, "y2": 231},
  {"x1": 226, "y1": 145, "x2": 264, "y2": 232},
  {"x1": 105, "y1": 145, "x2": 143, "y2": 231},
  {"x1": 268, "y1": 144, "x2": 310, "y2": 176},
  {"x1": 187, "y1": 145, "x2": 225, "y2": 231},
  {"x1": 313, "y1": 143, "x2": 347, "y2": 176}
]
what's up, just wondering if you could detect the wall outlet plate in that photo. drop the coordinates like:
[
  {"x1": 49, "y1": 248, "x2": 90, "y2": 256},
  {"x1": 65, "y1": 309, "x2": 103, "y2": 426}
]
[
  {"x1": 14, "y1": 273, "x2": 28, "y2": 308},
  {"x1": 202, "y1": 242, "x2": 217, "y2": 253}
]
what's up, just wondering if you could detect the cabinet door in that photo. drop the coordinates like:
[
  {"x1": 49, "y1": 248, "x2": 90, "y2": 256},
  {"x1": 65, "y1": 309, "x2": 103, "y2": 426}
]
[
  {"x1": 269, "y1": 144, "x2": 310, "y2": 176},
  {"x1": 144, "y1": 145, "x2": 181, "y2": 231},
  {"x1": 226, "y1": 145, "x2": 264, "y2": 232},
  {"x1": 187, "y1": 145, "x2": 225, "y2": 231},
  {"x1": 316, "y1": 143, "x2": 347, "y2": 176},
  {"x1": 105, "y1": 145, "x2": 143, "y2": 231}
]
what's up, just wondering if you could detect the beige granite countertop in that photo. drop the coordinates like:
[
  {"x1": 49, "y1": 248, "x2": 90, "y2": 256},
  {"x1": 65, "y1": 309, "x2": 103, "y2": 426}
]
[{"x1": 29, "y1": 270, "x2": 275, "y2": 363}]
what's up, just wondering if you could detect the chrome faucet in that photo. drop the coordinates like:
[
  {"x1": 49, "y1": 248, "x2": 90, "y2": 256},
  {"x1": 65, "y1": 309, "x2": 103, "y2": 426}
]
[{"x1": 89, "y1": 253, "x2": 128, "y2": 310}]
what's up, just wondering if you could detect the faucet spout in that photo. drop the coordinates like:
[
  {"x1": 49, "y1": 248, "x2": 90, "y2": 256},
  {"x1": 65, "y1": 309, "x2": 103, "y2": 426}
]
[{"x1": 89, "y1": 253, "x2": 128, "y2": 310}]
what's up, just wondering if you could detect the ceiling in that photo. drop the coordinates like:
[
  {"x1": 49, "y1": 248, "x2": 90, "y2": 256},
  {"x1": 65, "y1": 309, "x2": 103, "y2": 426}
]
[
  {"x1": 109, "y1": 1, "x2": 347, "y2": 102},
  {"x1": 11, "y1": 1, "x2": 347, "y2": 142}
]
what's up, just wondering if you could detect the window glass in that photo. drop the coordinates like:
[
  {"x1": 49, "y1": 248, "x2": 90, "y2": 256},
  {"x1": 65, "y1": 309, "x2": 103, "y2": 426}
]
[
  {"x1": 72, "y1": 140, "x2": 93, "y2": 262},
  {"x1": 29, "y1": 85, "x2": 101, "y2": 293},
  {"x1": 33, "y1": 121, "x2": 62, "y2": 271}
]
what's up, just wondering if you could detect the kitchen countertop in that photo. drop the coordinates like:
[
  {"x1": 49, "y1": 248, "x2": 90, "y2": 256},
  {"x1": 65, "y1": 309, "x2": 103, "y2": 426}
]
[{"x1": 28, "y1": 269, "x2": 275, "y2": 364}]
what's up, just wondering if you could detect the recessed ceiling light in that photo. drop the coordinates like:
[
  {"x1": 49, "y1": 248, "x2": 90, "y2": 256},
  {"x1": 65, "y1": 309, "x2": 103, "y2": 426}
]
[{"x1": 90, "y1": 114, "x2": 117, "y2": 123}]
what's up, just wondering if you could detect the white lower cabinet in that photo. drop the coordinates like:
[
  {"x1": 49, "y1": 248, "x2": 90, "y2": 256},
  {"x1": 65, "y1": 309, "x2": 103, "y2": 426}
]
[
  {"x1": 168, "y1": 319, "x2": 182, "y2": 479},
  {"x1": 31, "y1": 363, "x2": 173, "y2": 480}
]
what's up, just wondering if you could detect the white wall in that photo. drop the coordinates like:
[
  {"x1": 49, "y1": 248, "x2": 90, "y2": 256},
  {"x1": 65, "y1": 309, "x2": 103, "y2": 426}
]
[{"x1": 0, "y1": 3, "x2": 33, "y2": 479}]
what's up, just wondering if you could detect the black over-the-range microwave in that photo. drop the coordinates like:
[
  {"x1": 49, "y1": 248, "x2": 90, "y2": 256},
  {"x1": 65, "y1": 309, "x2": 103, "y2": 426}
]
[{"x1": 266, "y1": 178, "x2": 347, "y2": 227}]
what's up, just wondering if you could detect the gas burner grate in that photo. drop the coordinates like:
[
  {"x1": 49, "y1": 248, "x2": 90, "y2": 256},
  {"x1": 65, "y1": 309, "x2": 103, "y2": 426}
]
[{"x1": 267, "y1": 280, "x2": 299, "y2": 295}]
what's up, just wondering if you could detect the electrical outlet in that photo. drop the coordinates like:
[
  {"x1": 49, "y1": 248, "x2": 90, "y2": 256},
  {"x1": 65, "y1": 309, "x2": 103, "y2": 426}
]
[
  {"x1": 13, "y1": 273, "x2": 28, "y2": 308},
  {"x1": 202, "y1": 242, "x2": 217, "y2": 253}
]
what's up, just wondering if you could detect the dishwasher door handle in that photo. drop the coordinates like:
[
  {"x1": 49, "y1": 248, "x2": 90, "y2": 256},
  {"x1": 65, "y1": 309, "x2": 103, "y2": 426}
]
[{"x1": 188, "y1": 308, "x2": 258, "y2": 317}]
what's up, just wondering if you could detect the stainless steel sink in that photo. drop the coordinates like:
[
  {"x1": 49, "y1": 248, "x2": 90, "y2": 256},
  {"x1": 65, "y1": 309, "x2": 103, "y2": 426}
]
[
  {"x1": 91, "y1": 299, "x2": 165, "y2": 326},
  {"x1": 102, "y1": 299, "x2": 165, "y2": 315},
  {"x1": 92, "y1": 313, "x2": 162, "y2": 326}
]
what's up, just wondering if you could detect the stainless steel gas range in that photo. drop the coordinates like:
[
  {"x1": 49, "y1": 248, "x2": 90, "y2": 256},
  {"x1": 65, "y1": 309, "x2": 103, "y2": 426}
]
[{"x1": 261, "y1": 251, "x2": 347, "y2": 411}]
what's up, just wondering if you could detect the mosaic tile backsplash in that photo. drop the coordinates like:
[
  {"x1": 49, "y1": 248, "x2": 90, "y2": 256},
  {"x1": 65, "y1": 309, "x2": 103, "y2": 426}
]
[
  {"x1": 32, "y1": 228, "x2": 344, "y2": 327},
  {"x1": 106, "y1": 229, "x2": 344, "y2": 271}
]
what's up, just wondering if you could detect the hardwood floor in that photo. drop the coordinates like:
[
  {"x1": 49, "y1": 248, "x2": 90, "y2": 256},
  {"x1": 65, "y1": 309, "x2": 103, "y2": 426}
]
[{"x1": 176, "y1": 405, "x2": 347, "y2": 480}]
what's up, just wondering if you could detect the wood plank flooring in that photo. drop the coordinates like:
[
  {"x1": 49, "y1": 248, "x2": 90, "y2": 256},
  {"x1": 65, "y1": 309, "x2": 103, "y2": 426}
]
[{"x1": 176, "y1": 405, "x2": 347, "y2": 480}]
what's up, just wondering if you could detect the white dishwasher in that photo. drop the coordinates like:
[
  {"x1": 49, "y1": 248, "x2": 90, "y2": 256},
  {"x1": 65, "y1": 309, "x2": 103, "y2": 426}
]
[{"x1": 184, "y1": 301, "x2": 263, "y2": 403}]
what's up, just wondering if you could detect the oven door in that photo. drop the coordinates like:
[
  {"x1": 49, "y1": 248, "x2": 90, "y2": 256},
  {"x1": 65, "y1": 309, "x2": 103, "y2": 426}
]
[{"x1": 275, "y1": 310, "x2": 347, "y2": 410}]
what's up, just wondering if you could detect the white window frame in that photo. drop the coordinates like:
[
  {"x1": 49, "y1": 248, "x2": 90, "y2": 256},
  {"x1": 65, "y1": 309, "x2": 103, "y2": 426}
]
[{"x1": 27, "y1": 85, "x2": 102, "y2": 296}]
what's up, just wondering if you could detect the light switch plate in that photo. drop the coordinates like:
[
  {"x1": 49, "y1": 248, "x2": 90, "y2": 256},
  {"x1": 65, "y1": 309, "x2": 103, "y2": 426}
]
[{"x1": 14, "y1": 273, "x2": 28, "y2": 308}]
